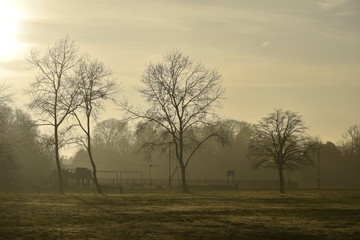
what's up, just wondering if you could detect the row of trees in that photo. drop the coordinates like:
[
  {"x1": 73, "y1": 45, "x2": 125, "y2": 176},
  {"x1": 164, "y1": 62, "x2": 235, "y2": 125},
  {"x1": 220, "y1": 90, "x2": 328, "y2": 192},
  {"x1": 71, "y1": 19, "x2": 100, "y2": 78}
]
[
  {"x1": 25, "y1": 36, "x2": 228, "y2": 194},
  {"x1": 26, "y1": 36, "x2": 118, "y2": 194},
  {"x1": 0, "y1": 84, "x2": 54, "y2": 188},
  {"x1": 70, "y1": 115, "x2": 360, "y2": 193},
  {"x1": 1, "y1": 36, "x2": 359, "y2": 193}
]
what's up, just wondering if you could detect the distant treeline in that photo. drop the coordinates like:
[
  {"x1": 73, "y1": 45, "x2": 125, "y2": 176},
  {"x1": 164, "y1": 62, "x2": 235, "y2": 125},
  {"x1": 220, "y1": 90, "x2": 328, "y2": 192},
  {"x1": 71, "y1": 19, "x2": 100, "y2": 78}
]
[
  {"x1": 70, "y1": 118, "x2": 359, "y2": 189},
  {"x1": 0, "y1": 98, "x2": 359, "y2": 190}
]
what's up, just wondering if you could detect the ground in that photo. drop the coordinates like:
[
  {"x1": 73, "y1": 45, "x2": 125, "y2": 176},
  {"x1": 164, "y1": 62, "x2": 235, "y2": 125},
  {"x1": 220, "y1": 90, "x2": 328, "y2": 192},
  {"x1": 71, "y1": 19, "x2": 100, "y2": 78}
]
[{"x1": 0, "y1": 189, "x2": 359, "y2": 240}]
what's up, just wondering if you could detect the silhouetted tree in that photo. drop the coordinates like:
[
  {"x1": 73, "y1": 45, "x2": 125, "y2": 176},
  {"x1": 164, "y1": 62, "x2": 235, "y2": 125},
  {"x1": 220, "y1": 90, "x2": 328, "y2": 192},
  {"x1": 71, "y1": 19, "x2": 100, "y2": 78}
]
[
  {"x1": 72, "y1": 118, "x2": 133, "y2": 170},
  {"x1": 0, "y1": 82, "x2": 12, "y2": 169},
  {"x1": 341, "y1": 124, "x2": 360, "y2": 173},
  {"x1": 71, "y1": 57, "x2": 118, "y2": 194},
  {"x1": 189, "y1": 120, "x2": 253, "y2": 180},
  {"x1": 249, "y1": 109, "x2": 312, "y2": 193},
  {"x1": 0, "y1": 106, "x2": 54, "y2": 186},
  {"x1": 0, "y1": 81, "x2": 12, "y2": 106},
  {"x1": 133, "y1": 121, "x2": 166, "y2": 163},
  {"x1": 26, "y1": 36, "x2": 82, "y2": 194},
  {"x1": 124, "y1": 50, "x2": 225, "y2": 192},
  {"x1": 93, "y1": 118, "x2": 132, "y2": 154},
  {"x1": 0, "y1": 105, "x2": 16, "y2": 171}
]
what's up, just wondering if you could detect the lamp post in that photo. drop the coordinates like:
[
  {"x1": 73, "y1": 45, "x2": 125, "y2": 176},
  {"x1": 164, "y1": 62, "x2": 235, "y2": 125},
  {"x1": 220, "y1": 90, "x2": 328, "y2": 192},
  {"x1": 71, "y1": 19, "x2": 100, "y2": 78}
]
[
  {"x1": 317, "y1": 147, "x2": 321, "y2": 190},
  {"x1": 149, "y1": 163, "x2": 153, "y2": 187},
  {"x1": 168, "y1": 142, "x2": 172, "y2": 189}
]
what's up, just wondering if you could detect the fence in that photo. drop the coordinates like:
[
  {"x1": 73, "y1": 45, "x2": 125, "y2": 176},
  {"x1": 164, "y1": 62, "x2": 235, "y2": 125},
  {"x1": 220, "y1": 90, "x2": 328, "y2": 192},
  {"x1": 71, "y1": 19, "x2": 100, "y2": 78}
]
[
  {"x1": 45, "y1": 168, "x2": 298, "y2": 191},
  {"x1": 95, "y1": 174, "x2": 298, "y2": 191}
]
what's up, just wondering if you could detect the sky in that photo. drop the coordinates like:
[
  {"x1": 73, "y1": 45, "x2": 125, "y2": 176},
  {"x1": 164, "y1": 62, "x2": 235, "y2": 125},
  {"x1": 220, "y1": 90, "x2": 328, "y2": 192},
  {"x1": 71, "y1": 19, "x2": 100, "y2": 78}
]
[{"x1": 0, "y1": 0, "x2": 359, "y2": 145}]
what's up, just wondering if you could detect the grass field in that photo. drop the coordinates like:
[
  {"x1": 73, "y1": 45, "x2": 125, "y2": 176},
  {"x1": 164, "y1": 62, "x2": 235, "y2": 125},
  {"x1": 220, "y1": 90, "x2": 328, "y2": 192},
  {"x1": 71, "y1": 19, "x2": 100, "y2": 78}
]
[{"x1": 0, "y1": 189, "x2": 359, "y2": 240}]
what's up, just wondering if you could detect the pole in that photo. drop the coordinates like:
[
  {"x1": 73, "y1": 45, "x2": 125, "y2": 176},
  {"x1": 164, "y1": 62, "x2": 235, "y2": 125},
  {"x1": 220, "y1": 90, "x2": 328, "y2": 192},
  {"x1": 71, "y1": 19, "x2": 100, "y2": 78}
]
[
  {"x1": 149, "y1": 164, "x2": 152, "y2": 187},
  {"x1": 317, "y1": 147, "x2": 321, "y2": 190},
  {"x1": 168, "y1": 142, "x2": 172, "y2": 189}
]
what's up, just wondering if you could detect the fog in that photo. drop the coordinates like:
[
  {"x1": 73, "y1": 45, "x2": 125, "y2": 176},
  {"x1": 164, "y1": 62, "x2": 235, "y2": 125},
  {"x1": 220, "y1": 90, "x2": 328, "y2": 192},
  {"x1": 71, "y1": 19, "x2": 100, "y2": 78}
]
[
  {"x1": 1, "y1": 106, "x2": 359, "y2": 192},
  {"x1": 2, "y1": 2, "x2": 360, "y2": 240}
]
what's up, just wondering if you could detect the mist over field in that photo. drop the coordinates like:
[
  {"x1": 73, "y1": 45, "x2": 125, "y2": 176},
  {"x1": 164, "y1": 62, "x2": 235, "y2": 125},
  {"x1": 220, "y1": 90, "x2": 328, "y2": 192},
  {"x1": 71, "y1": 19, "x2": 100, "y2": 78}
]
[{"x1": 1, "y1": 0, "x2": 359, "y2": 239}]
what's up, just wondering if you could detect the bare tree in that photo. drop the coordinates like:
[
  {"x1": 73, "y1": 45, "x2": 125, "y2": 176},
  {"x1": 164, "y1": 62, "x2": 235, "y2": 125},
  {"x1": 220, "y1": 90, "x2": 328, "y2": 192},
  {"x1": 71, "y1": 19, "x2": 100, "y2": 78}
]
[
  {"x1": 71, "y1": 57, "x2": 118, "y2": 194},
  {"x1": 0, "y1": 82, "x2": 12, "y2": 169},
  {"x1": 124, "y1": 50, "x2": 225, "y2": 192},
  {"x1": 341, "y1": 124, "x2": 360, "y2": 172},
  {"x1": 0, "y1": 81, "x2": 12, "y2": 106},
  {"x1": 26, "y1": 36, "x2": 82, "y2": 194},
  {"x1": 94, "y1": 118, "x2": 132, "y2": 154},
  {"x1": 248, "y1": 109, "x2": 312, "y2": 193},
  {"x1": 132, "y1": 121, "x2": 170, "y2": 171}
]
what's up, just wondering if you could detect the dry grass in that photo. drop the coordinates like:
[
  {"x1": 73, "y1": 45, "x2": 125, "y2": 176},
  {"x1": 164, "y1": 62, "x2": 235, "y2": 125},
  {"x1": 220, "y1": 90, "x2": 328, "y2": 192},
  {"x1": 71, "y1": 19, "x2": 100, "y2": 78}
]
[{"x1": 0, "y1": 189, "x2": 359, "y2": 239}]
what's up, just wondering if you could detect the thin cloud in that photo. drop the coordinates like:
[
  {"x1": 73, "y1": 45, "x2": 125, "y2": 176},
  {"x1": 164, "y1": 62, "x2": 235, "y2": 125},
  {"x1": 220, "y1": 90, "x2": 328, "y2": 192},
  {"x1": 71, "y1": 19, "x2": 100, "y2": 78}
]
[
  {"x1": 262, "y1": 41, "x2": 269, "y2": 47},
  {"x1": 317, "y1": 0, "x2": 348, "y2": 10},
  {"x1": 333, "y1": 11, "x2": 357, "y2": 16}
]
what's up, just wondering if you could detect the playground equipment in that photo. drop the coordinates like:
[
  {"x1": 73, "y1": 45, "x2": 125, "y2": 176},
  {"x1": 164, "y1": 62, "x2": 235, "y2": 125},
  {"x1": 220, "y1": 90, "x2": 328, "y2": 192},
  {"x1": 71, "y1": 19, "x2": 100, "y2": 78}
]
[{"x1": 49, "y1": 168, "x2": 92, "y2": 188}]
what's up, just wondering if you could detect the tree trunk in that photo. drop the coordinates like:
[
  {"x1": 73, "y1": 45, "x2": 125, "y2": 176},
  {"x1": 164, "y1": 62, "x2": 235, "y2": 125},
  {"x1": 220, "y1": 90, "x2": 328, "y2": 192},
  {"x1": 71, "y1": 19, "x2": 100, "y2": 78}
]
[
  {"x1": 88, "y1": 147, "x2": 103, "y2": 195},
  {"x1": 178, "y1": 131, "x2": 188, "y2": 193},
  {"x1": 54, "y1": 126, "x2": 64, "y2": 195},
  {"x1": 86, "y1": 114, "x2": 103, "y2": 195},
  {"x1": 278, "y1": 167, "x2": 285, "y2": 193},
  {"x1": 179, "y1": 162, "x2": 188, "y2": 193}
]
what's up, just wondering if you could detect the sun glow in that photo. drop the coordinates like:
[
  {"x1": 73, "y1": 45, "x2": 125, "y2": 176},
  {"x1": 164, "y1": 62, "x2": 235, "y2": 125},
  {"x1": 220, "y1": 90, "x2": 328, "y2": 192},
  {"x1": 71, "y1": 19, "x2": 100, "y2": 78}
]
[{"x1": 0, "y1": 0, "x2": 22, "y2": 61}]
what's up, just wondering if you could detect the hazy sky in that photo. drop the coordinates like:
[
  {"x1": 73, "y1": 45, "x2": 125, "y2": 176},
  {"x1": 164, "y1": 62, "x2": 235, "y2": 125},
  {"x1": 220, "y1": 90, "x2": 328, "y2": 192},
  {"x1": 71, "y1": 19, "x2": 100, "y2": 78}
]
[{"x1": 0, "y1": 0, "x2": 359, "y2": 144}]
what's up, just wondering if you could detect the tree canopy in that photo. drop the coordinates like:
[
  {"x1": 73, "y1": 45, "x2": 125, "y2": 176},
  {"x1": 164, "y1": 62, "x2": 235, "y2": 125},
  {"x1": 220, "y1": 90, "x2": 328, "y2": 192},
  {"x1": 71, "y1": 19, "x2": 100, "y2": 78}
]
[
  {"x1": 124, "y1": 50, "x2": 225, "y2": 192},
  {"x1": 249, "y1": 109, "x2": 312, "y2": 193}
]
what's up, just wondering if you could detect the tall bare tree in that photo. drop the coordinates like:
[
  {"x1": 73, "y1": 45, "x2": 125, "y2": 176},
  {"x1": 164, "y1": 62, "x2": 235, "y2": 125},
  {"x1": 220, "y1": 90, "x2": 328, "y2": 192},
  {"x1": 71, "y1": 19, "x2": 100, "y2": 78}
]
[
  {"x1": 124, "y1": 50, "x2": 225, "y2": 192},
  {"x1": 71, "y1": 57, "x2": 117, "y2": 194},
  {"x1": 26, "y1": 36, "x2": 82, "y2": 194},
  {"x1": 248, "y1": 109, "x2": 312, "y2": 193}
]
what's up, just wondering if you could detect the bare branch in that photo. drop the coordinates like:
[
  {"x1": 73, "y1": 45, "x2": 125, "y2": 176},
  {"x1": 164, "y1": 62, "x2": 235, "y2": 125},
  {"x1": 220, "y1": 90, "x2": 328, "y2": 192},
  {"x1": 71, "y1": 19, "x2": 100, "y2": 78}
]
[
  {"x1": 25, "y1": 35, "x2": 82, "y2": 195},
  {"x1": 121, "y1": 50, "x2": 224, "y2": 192},
  {"x1": 0, "y1": 81, "x2": 13, "y2": 106},
  {"x1": 248, "y1": 109, "x2": 312, "y2": 193}
]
